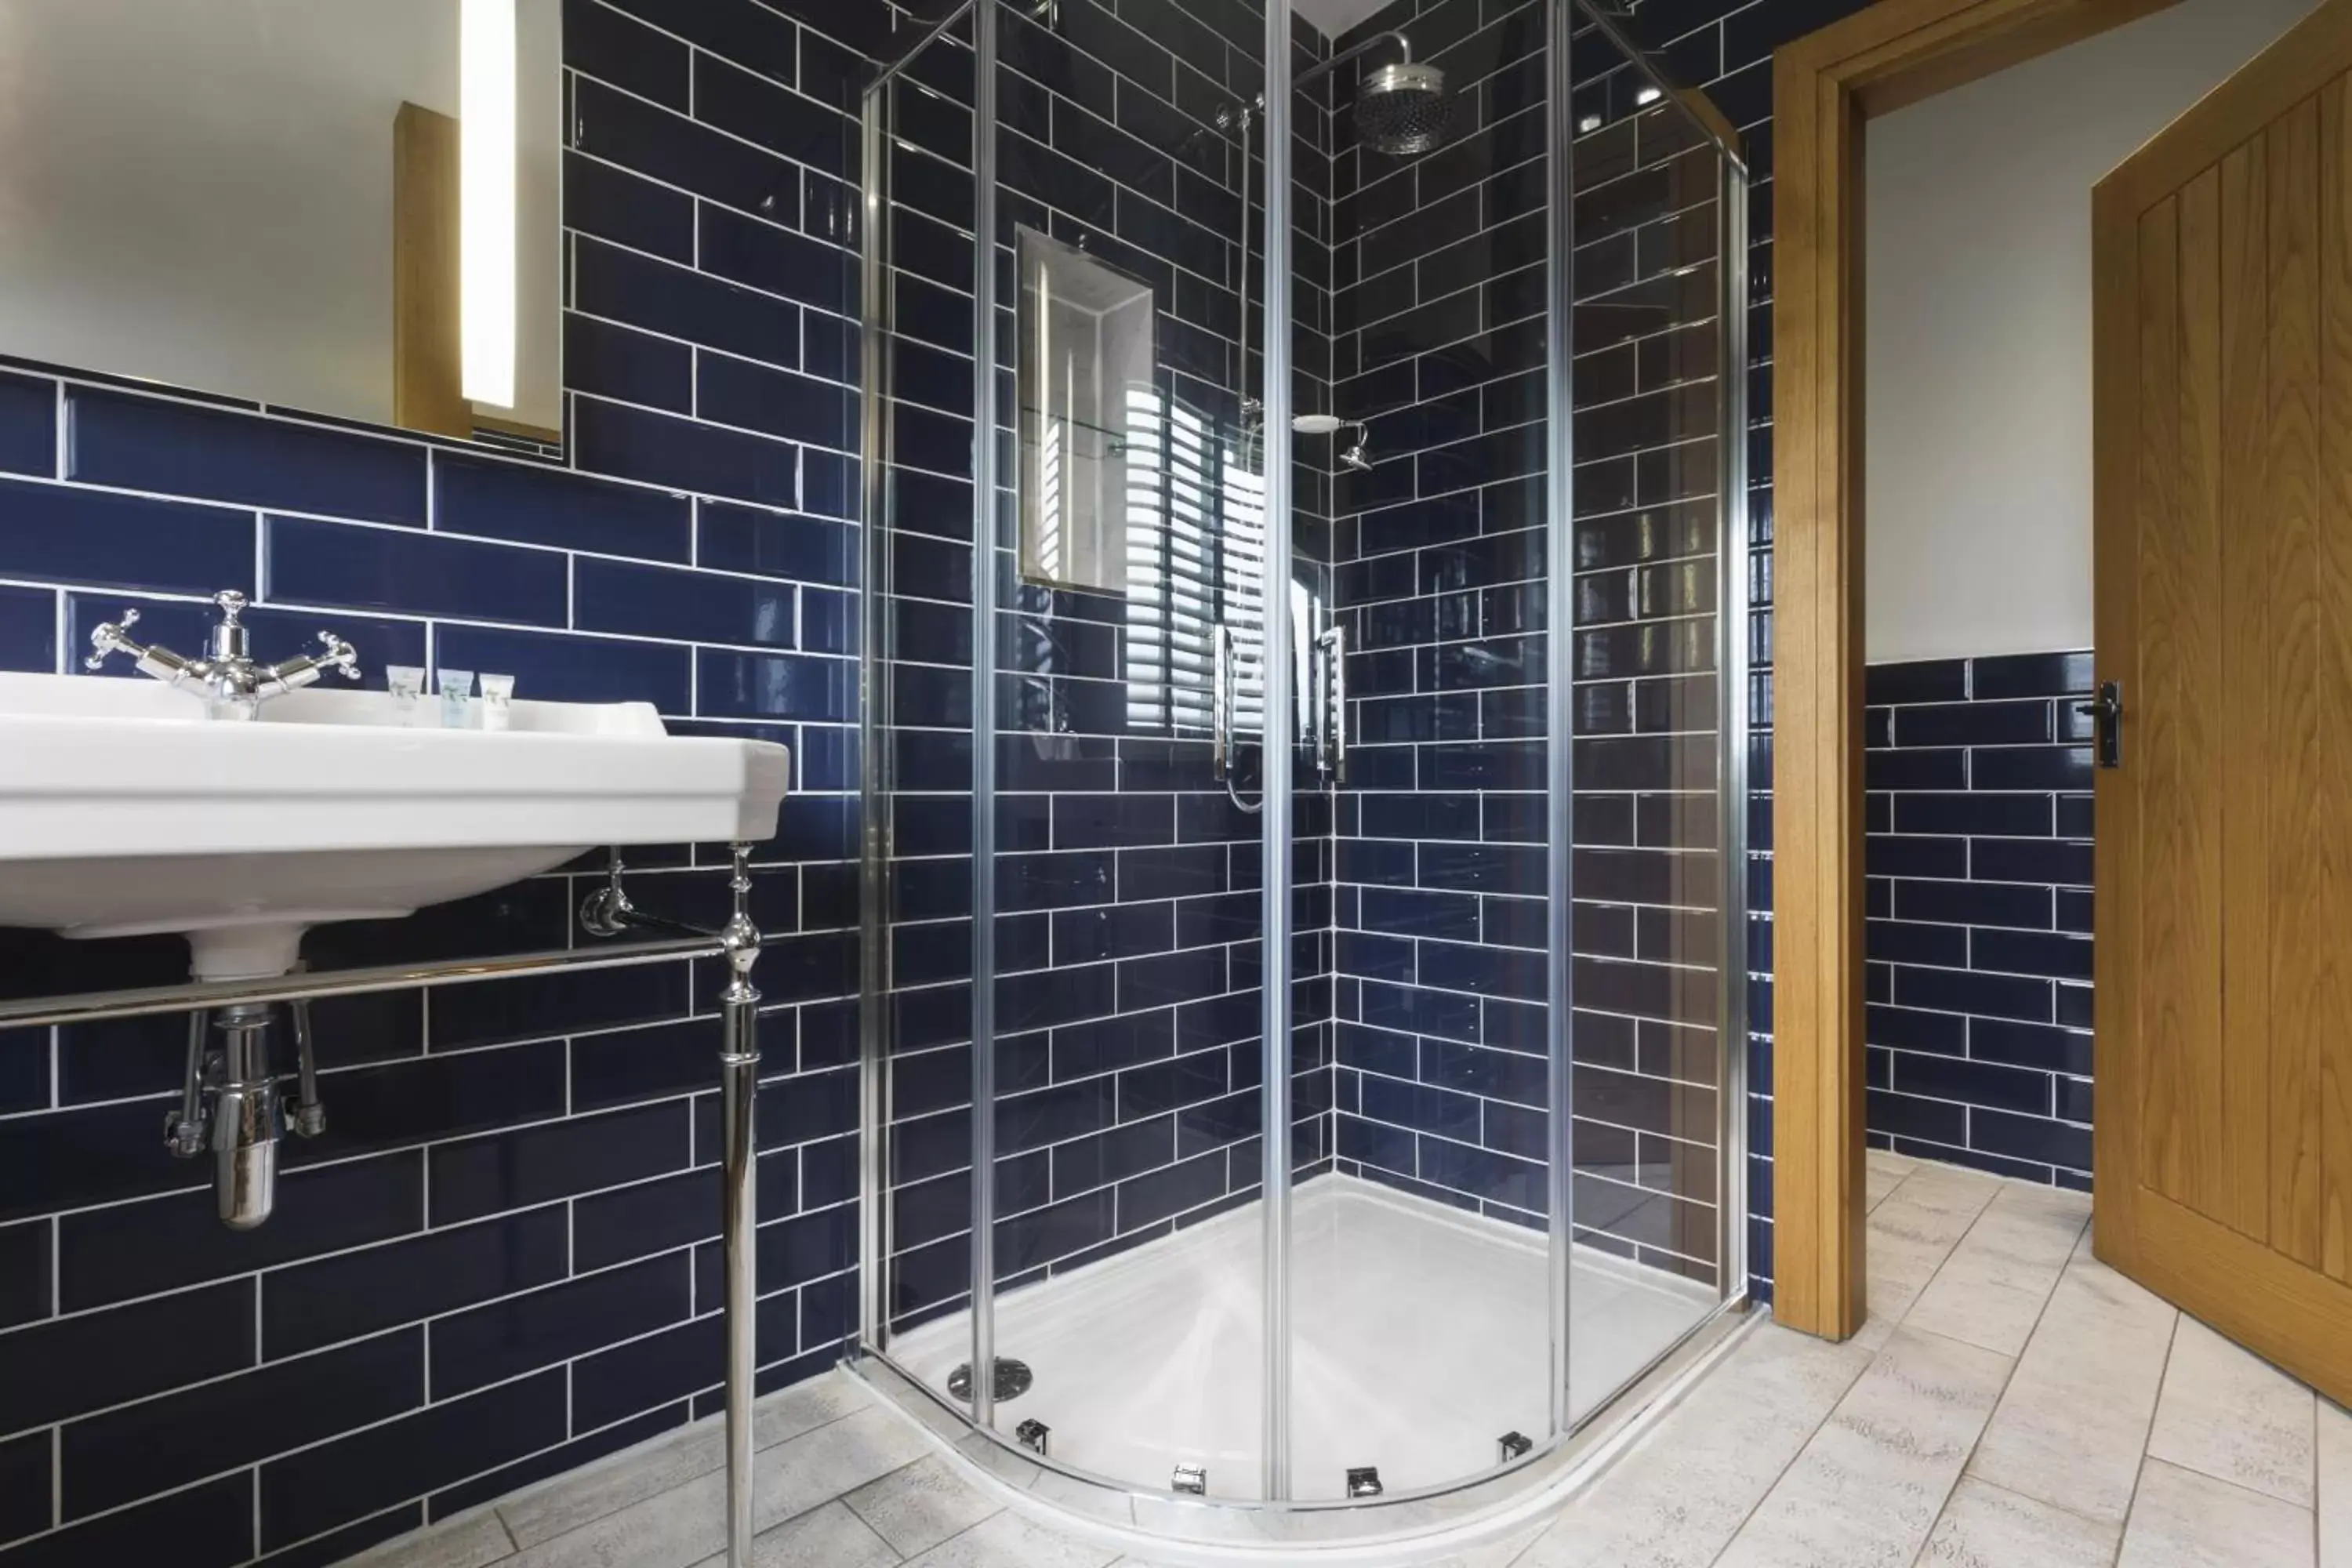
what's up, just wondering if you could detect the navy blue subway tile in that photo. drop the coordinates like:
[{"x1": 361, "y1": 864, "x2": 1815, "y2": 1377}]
[
  {"x1": 430, "y1": 1255, "x2": 689, "y2": 1399},
  {"x1": 263, "y1": 1207, "x2": 568, "y2": 1359},
  {"x1": 431, "y1": 1101, "x2": 691, "y2": 1225},
  {"x1": 573, "y1": 79, "x2": 802, "y2": 228},
  {"x1": 575, "y1": 395, "x2": 800, "y2": 510},
  {"x1": 58, "y1": 1152, "x2": 421, "y2": 1313},
  {"x1": 0, "y1": 1474, "x2": 250, "y2": 1568},
  {"x1": 1893, "y1": 698, "x2": 2052, "y2": 748},
  {"x1": 1864, "y1": 658, "x2": 1968, "y2": 705},
  {"x1": 69, "y1": 388, "x2": 426, "y2": 524},
  {"x1": 434, "y1": 623, "x2": 693, "y2": 712},
  {"x1": 1973, "y1": 650, "x2": 2095, "y2": 699},
  {"x1": 597, "y1": 0, "x2": 799, "y2": 85},
  {"x1": 564, "y1": 151, "x2": 695, "y2": 264},
  {"x1": 1892, "y1": 791, "x2": 2053, "y2": 837},
  {"x1": 1971, "y1": 745, "x2": 2096, "y2": 793},
  {"x1": 1973, "y1": 927, "x2": 2093, "y2": 982},
  {"x1": 0, "y1": 478, "x2": 254, "y2": 597},
  {"x1": 577, "y1": 239, "x2": 800, "y2": 370},
  {"x1": 267, "y1": 516, "x2": 568, "y2": 626},
  {"x1": 61, "y1": 1330, "x2": 421, "y2": 1520},
  {"x1": 0, "y1": 583, "x2": 53, "y2": 671},
  {"x1": 0, "y1": 1220, "x2": 47, "y2": 1330},
  {"x1": 1894, "y1": 963, "x2": 2051, "y2": 1025},
  {"x1": 692, "y1": 53, "x2": 856, "y2": 180},
  {"x1": 576, "y1": 557, "x2": 798, "y2": 647},
  {"x1": 434, "y1": 452, "x2": 691, "y2": 563},
  {"x1": 700, "y1": 354, "x2": 856, "y2": 450},
  {"x1": 0, "y1": 370, "x2": 55, "y2": 476},
  {"x1": 1972, "y1": 1107, "x2": 2091, "y2": 1173},
  {"x1": 0, "y1": 1279, "x2": 252, "y2": 1433},
  {"x1": 698, "y1": 205, "x2": 855, "y2": 318},
  {"x1": 564, "y1": 0, "x2": 691, "y2": 107},
  {"x1": 0, "y1": 1430, "x2": 47, "y2": 1546},
  {"x1": 258, "y1": 1370, "x2": 566, "y2": 1551},
  {"x1": 698, "y1": 648, "x2": 857, "y2": 720},
  {"x1": 565, "y1": 312, "x2": 694, "y2": 412}
]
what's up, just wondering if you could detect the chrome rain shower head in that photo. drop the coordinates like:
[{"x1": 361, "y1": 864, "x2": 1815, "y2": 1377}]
[{"x1": 1355, "y1": 60, "x2": 1451, "y2": 156}]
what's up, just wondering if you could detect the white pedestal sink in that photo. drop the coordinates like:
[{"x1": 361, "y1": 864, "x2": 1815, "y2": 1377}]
[{"x1": 0, "y1": 671, "x2": 792, "y2": 979}]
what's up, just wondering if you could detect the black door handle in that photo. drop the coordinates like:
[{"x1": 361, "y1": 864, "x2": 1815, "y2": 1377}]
[{"x1": 2074, "y1": 682, "x2": 2122, "y2": 768}]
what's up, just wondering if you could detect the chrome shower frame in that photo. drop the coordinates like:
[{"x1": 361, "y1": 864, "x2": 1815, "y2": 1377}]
[{"x1": 851, "y1": 0, "x2": 1753, "y2": 1543}]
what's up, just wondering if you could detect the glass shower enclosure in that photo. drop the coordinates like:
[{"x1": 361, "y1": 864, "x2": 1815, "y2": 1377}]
[{"x1": 854, "y1": 0, "x2": 1751, "y2": 1530}]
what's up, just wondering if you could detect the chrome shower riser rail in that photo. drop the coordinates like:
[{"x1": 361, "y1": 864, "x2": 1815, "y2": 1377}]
[{"x1": 0, "y1": 849, "x2": 768, "y2": 1568}]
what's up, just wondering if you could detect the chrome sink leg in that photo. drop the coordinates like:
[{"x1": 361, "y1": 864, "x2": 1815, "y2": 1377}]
[
  {"x1": 209, "y1": 1004, "x2": 281, "y2": 1230},
  {"x1": 717, "y1": 844, "x2": 764, "y2": 1568}
]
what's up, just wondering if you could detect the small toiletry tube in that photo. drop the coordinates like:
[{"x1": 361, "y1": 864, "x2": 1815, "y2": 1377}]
[
  {"x1": 479, "y1": 673, "x2": 515, "y2": 732},
  {"x1": 437, "y1": 669, "x2": 475, "y2": 730},
  {"x1": 386, "y1": 665, "x2": 425, "y2": 726}
]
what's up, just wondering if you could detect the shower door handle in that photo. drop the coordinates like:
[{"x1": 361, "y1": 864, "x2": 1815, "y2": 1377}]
[{"x1": 1316, "y1": 624, "x2": 1348, "y2": 784}]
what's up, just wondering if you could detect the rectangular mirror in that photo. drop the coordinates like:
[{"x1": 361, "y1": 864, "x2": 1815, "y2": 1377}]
[
  {"x1": 1017, "y1": 227, "x2": 1155, "y2": 594},
  {"x1": 0, "y1": 0, "x2": 562, "y2": 449}
]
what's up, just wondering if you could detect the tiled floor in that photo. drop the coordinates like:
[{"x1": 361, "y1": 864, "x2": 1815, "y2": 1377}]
[{"x1": 346, "y1": 1152, "x2": 2351, "y2": 1568}]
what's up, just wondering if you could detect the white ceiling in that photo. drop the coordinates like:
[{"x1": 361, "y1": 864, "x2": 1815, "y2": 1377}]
[{"x1": 1291, "y1": 0, "x2": 1397, "y2": 41}]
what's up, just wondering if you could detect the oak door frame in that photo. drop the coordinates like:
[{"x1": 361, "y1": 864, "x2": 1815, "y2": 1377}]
[{"x1": 1770, "y1": 0, "x2": 2182, "y2": 1340}]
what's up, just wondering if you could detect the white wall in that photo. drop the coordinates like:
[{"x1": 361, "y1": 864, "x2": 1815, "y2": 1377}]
[
  {"x1": 1863, "y1": 0, "x2": 2314, "y2": 663},
  {"x1": 0, "y1": 0, "x2": 561, "y2": 433}
]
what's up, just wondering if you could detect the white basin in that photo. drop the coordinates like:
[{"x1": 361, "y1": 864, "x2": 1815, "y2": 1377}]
[{"x1": 0, "y1": 672, "x2": 792, "y2": 980}]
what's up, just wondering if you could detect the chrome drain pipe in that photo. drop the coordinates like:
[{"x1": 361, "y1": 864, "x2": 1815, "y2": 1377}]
[{"x1": 210, "y1": 1003, "x2": 282, "y2": 1229}]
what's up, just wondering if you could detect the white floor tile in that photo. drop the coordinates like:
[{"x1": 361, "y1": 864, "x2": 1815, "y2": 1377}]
[
  {"x1": 685, "y1": 1501, "x2": 901, "y2": 1568},
  {"x1": 1515, "y1": 1322, "x2": 1875, "y2": 1568},
  {"x1": 1715, "y1": 1326, "x2": 2013, "y2": 1568},
  {"x1": 2320, "y1": 1401, "x2": 2352, "y2": 1568},
  {"x1": 1965, "y1": 1251, "x2": 2179, "y2": 1526},
  {"x1": 1917, "y1": 1476, "x2": 2118, "y2": 1567},
  {"x1": 2118, "y1": 1457, "x2": 2314, "y2": 1568},
  {"x1": 1902, "y1": 1182, "x2": 2089, "y2": 1356},
  {"x1": 345, "y1": 1510, "x2": 515, "y2": 1568},
  {"x1": 497, "y1": 1374, "x2": 873, "y2": 1549},
  {"x1": 899, "y1": 1511, "x2": 1119, "y2": 1568},
  {"x1": 2147, "y1": 1316, "x2": 2318, "y2": 1508},
  {"x1": 845, "y1": 1455, "x2": 1004, "y2": 1557},
  {"x1": 1857, "y1": 1165, "x2": 2002, "y2": 1350}
]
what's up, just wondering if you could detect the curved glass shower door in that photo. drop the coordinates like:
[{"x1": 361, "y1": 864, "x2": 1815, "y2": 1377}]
[
  {"x1": 860, "y1": 0, "x2": 1277, "y2": 1499},
  {"x1": 858, "y1": 0, "x2": 1750, "y2": 1523}
]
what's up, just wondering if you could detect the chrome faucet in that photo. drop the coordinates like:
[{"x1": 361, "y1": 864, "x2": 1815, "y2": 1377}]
[{"x1": 85, "y1": 590, "x2": 361, "y2": 720}]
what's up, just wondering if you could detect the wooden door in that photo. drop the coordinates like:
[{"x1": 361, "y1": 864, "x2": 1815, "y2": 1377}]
[{"x1": 2095, "y1": 0, "x2": 2352, "y2": 1403}]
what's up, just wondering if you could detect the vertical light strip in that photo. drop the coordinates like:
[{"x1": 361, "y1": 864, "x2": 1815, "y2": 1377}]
[
  {"x1": 1544, "y1": 0, "x2": 1580, "y2": 1439},
  {"x1": 1258, "y1": 0, "x2": 1296, "y2": 1504},
  {"x1": 460, "y1": 0, "x2": 517, "y2": 408},
  {"x1": 969, "y1": 0, "x2": 1003, "y2": 1437}
]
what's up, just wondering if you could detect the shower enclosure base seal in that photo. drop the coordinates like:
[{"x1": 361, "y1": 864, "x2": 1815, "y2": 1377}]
[{"x1": 847, "y1": 1189, "x2": 1754, "y2": 1562}]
